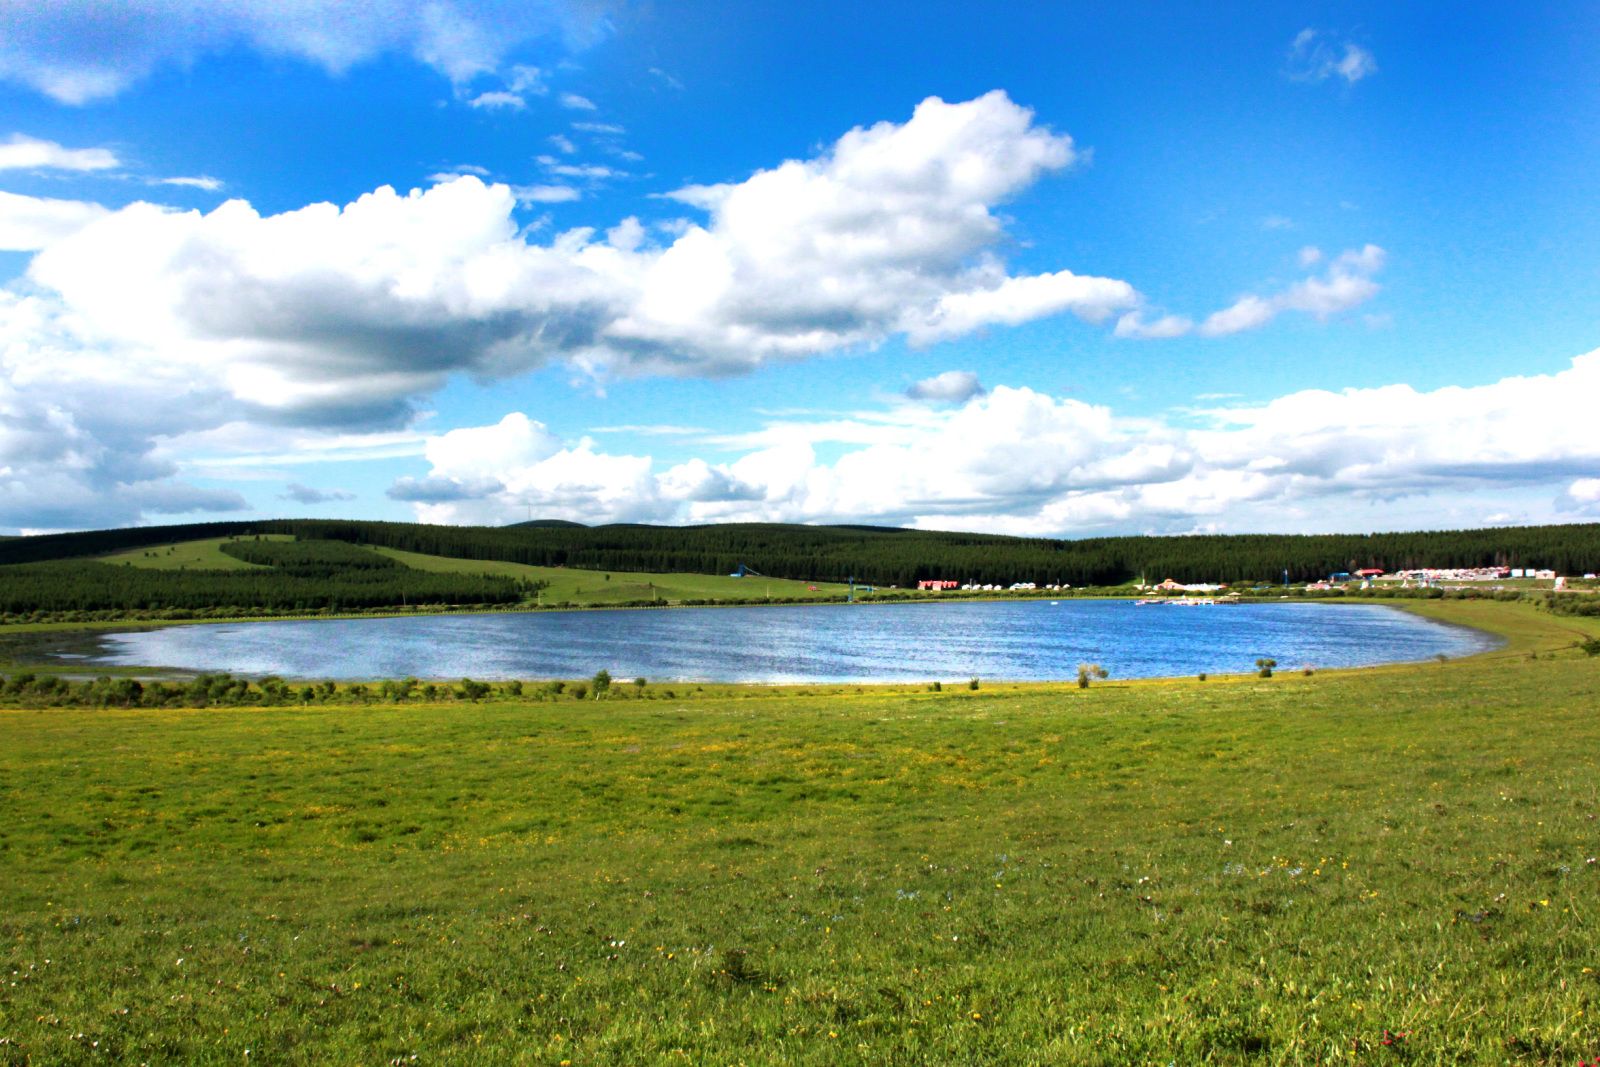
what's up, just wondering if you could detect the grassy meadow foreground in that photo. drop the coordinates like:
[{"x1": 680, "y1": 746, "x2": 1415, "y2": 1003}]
[{"x1": 1, "y1": 601, "x2": 1598, "y2": 1064}]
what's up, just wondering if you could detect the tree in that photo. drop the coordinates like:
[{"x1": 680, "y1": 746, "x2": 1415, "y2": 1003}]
[
  {"x1": 592, "y1": 669, "x2": 612, "y2": 699},
  {"x1": 1077, "y1": 663, "x2": 1108, "y2": 689},
  {"x1": 1255, "y1": 657, "x2": 1277, "y2": 679}
]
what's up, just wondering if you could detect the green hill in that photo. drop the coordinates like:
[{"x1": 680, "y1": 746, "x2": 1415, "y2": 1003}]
[{"x1": 3, "y1": 517, "x2": 1600, "y2": 587}]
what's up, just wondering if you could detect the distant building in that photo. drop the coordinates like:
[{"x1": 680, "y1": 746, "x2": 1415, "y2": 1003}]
[{"x1": 917, "y1": 579, "x2": 960, "y2": 590}]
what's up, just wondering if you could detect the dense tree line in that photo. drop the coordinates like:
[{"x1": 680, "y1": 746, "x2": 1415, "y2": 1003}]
[
  {"x1": 3, "y1": 518, "x2": 1600, "y2": 588},
  {"x1": 0, "y1": 545, "x2": 528, "y2": 614}
]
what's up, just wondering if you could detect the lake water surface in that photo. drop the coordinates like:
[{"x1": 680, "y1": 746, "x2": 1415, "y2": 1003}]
[{"x1": 94, "y1": 599, "x2": 1499, "y2": 683}]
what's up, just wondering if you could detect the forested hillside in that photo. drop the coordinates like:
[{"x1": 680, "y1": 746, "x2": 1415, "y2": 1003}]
[
  {"x1": 0, "y1": 539, "x2": 528, "y2": 616},
  {"x1": 4, "y1": 518, "x2": 1599, "y2": 587}
]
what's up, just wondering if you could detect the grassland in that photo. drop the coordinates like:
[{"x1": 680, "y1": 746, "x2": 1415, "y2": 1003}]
[
  {"x1": 1, "y1": 601, "x2": 1597, "y2": 1064},
  {"x1": 98, "y1": 535, "x2": 292, "y2": 571},
  {"x1": 89, "y1": 536, "x2": 854, "y2": 608},
  {"x1": 370, "y1": 546, "x2": 855, "y2": 605}
]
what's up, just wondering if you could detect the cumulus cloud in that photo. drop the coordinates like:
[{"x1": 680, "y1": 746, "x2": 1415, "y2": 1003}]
[
  {"x1": 906, "y1": 370, "x2": 985, "y2": 403},
  {"x1": 1287, "y1": 29, "x2": 1378, "y2": 86},
  {"x1": 10, "y1": 93, "x2": 1134, "y2": 424},
  {"x1": 1566, "y1": 478, "x2": 1600, "y2": 515},
  {"x1": 0, "y1": 190, "x2": 109, "y2": 251},
  {"x1": 0, "y1": 133, "x2": 120, "y2": 171},
  {"x1": 390, "y1": 351, "x2": 1600, "y2": 535},
  {"x1": 0, "y1": 0, "x2": 611, "y2": 104},
  {"x1": 0, "y1": 91, "x2": 1386, "y2": 530}
]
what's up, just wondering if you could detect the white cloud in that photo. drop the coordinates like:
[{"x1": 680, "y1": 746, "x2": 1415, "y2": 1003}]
[
  {"x1": 547, "y1": 134, "x2": 576, "y2": 154},
  {"x1": 511, "y1": 183, "x2": 581, "y2": 204},
  {"x1": 154, "y1": 175, "x2": 224, "y2": 191},
  {"x1": 0, "y1": 133, "x2": 120, "y2": 171},
  {"x1": 0, "y1": 1, "x2": 610, "y2": 104},
  {"x1": 572, "y1": 121, "x2": 625, "y2": 134},
  {"x1": 908, "y1": 270, "x2": 1137, "y2": 343},
  {"x1": 1298, "y1": 245, "x2": 1323, "y2": 267},
  {"x1": 505, "y1": 64, "x2": 546, "y2": 95},
  {"x1": 559, "y1": 92, "x2": 597, "y2": 110},
  {"x1": 0, "y1": 190, "x2": 109, "y2": 250},
  {"x1": 1288, "y1": 30, "x2": 1378, "y2": 86},
  {"x1": 467, "y1": 90, "x2": 526, "y2": 111},
  {"x1": 1261, "y1": 214, "x2": 1293, "y2": 230},
  {"x1": 0, "y1": 92, "x2": 1385, "y2": 529},
  {"x1": 6, "y1": 92, "x2": 1128, "y2": 420},
  {"x1": 1114, "y1": 311, "x2": 1193, "y2": 340},
  {"x1": 1198, "y1": 245, "x2": 1384, "y2": 336},
  {"x1": 906, "y1": 370, "x2": 985, "y2": 403},
  {"x1": 1566, "y1": 478, "x2": 1600, "y2": 514},
  {"x1": 390, "y1": 351, "x2": 1600, "y2": 535},
  {"x1": 544, "y1": 162, "x2": 624, "y2": 180}
]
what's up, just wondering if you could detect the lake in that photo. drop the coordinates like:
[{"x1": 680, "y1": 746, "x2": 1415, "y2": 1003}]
[{"x1": 91, "y1": 599, "x2": 1499, "y2": 683}]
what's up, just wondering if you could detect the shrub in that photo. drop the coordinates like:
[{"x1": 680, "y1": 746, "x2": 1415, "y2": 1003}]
[
  {"x1": 1580, "y1": 637, "x2": 1600, "y2": 657},
  {"x1": 1077, "y1": 663, "x2": 1108, "y2": 689},
  {"x1": 1197, "y1": 672, "x2": 1207, "y2": 682},
  {"x1": 1255, "y1": 658, "x2": 1277, "y2": 679},
  {"x1": 930, "y1": 680, "x2": 942, "y2": 692},
  {"x1": 968, "y1": 677, "x2": 980, "y2": 691}
]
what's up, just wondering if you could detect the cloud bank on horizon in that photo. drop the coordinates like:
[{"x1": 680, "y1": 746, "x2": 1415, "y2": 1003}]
[{"x1": 0, "y1": 4, "x2": 1596, "y2": 536}]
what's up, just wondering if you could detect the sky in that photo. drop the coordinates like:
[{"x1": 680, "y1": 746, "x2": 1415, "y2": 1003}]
[{"x1": 1, "y1": 1, "x2": 1598, "y2": 537}]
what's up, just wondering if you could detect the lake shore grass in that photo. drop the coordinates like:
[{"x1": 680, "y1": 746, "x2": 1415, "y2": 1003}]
[{"x1": 1, "y1": 599, "x2": 1598, "y2": 1063}]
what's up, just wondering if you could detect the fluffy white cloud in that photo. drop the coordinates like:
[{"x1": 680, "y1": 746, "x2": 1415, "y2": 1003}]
[
  {"x1": 906, "y1": 370, "x2": 985, "y2": 403},
  {"x1": 394, "y1": 350, "x2": 1600, "y2": 534},
  {"x1": 0, "y1": 133, "x2": 120, "y2": 171},
  {"x1": 1287, "y1": 30, "x2": 1378, "y2": 85},
  {"x1": 908, "y1": 270, "x2": 1136, "y2": 343},
  {"x1": 9, "y1": 93, "x2": 1135, "y2": 427},
  {"x1": 0, "y1": 0, "x2": 609, "y2": 104},
  {"x1": 0, "y1": 92, "x2": 1390, "y2": 530},
  {"x1": 0, "y1": 191, "x2": 109, "y2": 250}
]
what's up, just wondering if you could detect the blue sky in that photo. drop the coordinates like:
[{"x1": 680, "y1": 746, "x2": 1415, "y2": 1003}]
[{"x1": 1, "y1": 1, "x2": 1598, "y2": 535}]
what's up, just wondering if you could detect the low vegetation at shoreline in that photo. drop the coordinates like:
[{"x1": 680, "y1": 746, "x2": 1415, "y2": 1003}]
[{"x1": 1, "y1": 601, "x2": 1597, "y2": 1063}]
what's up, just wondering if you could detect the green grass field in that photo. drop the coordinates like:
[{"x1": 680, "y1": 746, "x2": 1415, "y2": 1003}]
[
  {"x1": 98, "y1": 535, "x2": 292, "y2": 571},
  {"x1": 93, "y1": 537, "x2": 854, "y2": 606},
  {"x1": 370, "y1": 546, "x2": 854, "y2": 605},
  {"x1": 1, "y1": 601, "x2": 1598, "y2": 1063}
]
